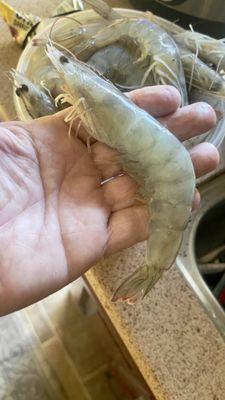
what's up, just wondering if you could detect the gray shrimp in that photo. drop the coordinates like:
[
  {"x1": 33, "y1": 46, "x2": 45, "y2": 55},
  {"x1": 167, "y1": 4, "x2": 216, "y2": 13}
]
[
  {"x1": 11, "y1": 69, "x2": 58, "y2": 119},
  {"x1": 87, "y1": 42, "x2": 154, "y2": 91},
  {"x1": 33, "y1": 21, "x2": 108, "y2": 53},
  {"x1": 76, "y1": 18, "x2": 188, "y2": 105},
  {"x1": 179, "y1": 46, "x2": 225, "y2": 95},
  {"x1": 46, "y1": 44, "x2": 195, "y2": 303},
  {"x1": 174, "y1": 31, "x2": 225, "y2": 72},
  {"x1": 146, "y1": 14, "x2": 225, "y2": 73}
]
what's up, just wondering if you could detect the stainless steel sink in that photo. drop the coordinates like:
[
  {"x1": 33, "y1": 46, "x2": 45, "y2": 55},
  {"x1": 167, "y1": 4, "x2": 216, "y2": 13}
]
[{"x1": 177, "y1": 172, "x2": 225, "y2": 340}]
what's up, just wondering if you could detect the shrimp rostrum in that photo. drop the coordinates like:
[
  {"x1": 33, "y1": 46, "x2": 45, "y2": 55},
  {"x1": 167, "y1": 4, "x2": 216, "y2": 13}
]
[{"x1": 46, "y1": 44, "x2": 195, "y2": 303}]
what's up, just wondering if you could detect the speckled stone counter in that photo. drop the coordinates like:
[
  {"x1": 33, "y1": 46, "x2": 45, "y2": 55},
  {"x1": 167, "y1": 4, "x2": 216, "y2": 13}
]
[
  {"x1": 86, "y1": 244, "x2": 225, "y2": 400},
  {"x1": 1, "y1": 2, "x2": 225, "y2": 400}
]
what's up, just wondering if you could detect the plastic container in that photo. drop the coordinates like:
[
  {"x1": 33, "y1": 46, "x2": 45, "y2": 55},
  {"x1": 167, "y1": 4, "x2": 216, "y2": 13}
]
[{"x1": 14, "y1": 8, "x2": 225, "y2": 149}]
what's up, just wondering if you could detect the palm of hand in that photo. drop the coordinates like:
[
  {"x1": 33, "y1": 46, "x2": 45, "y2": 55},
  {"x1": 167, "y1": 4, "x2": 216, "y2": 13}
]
[{"x1": 0, "y1": 116, "x2": 112, "y2": 312}]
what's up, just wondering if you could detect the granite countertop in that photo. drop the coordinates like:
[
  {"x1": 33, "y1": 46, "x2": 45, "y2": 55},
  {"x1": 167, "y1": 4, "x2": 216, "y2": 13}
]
[
  {"x1": 86, "y1": 246, "x2": 225, "y2": 400},
  {"x1": 1, "y1": 2, "x2": 225, "y2": 400}
]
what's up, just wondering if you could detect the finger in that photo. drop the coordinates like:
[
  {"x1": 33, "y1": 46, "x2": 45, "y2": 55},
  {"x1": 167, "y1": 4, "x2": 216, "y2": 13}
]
[
  {"x1": 190, "y1": 142, "x2": 220, "y2": 178},
  {"x1": 92, "y1": 142, "x2": 122, "y2": 180},
  {"x1": 102, "y1": 168, "x2": 201, "y2": 214},
  {"x1": 127, "y1": 85, "x2": 181, "y2": 117},
  {"x1": 102, "y1": 172, "x2": 201, "y2": 213},
  {"x1": 106, "y1": 205, "x2": 149, "y2": 255},
  {"x1": 102, "y1": 175, "x2": 139, "y2": 212},
  {"x1": 158, "y1": 102, "x2": 217, "y2": 141}
]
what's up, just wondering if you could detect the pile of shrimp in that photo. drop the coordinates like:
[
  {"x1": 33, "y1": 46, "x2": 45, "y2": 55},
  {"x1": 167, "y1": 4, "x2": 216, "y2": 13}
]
[
  {"x1": 12, "y1": 0, "x2": 225, "y2": 148},
  {"x1": 9, "y1": 0, "x2": 225, "y2": 302}
]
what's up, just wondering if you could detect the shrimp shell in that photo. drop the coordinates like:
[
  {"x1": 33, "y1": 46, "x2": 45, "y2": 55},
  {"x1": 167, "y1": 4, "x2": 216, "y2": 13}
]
[
  {"x1": 87, "y1": 42, "x2": 154, "y2": 91},
  {"x1": 144, "y1": 12, "x2": 225, "y2": 74},
  {"x1": 146, "y1": 14, "x2": 225, "y2": 73},
  {"x1": 33, "y1": 22, "x2": 108, "y2": 52},
  {"x1": 174, "y1": 31, "x2": 225, "y2": 72},
  {"x1": 179, "y1": 46, "x2": 225, "y2": 95},
  {"x1": 46, "y1": 44, "x2": 195, "y2": 303}
]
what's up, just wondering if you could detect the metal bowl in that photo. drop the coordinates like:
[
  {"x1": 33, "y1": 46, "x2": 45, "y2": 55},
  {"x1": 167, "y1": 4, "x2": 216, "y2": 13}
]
[{"x1": 177, "y1": 173, "x2": 225, "y2": 340}]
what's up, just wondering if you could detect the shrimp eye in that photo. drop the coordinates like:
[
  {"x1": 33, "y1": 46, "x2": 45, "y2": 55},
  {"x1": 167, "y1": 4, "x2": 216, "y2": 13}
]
[
  {"x1": 21, "y1": 84, "x2": 29, "y2": 92},
  {"x1": 15, "y1": 84, "x2": 29, "y2": 97},
  {"x1": 60, "y1": 55, "x2": 69, "y2": 64},
  {"x1": 15, "y1": 88, "x2": 21, "y2": 97}
]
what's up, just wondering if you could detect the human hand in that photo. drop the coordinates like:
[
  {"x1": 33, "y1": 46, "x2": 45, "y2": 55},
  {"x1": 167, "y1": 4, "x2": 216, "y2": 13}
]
[{"x1": 0, "y1": 85, "x2": 219, "y2": 315}]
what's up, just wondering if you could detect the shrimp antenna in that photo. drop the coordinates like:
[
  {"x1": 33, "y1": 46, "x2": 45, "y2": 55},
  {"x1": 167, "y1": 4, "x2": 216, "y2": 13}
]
[
  {"x1": 4, "y1": 69, "x2": 14, "y2": 84},
  {"x1": 188, "y1": 24, "x2": 198, "y2": 93},
  {"x1": 2, "y1": 67, "x2": 17, "y2": 81},
  {"x1": 6, "y1": 69, "x2": 25, "y2": 88}
]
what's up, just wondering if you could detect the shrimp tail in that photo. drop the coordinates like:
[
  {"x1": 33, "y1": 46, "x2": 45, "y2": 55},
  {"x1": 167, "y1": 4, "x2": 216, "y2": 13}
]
[
  {"x1": 112, "y1": 222, "x2": 184, "y2": 304},
  {"x1": 111, "y1": 263, "x2": 163, "y2": 304}
]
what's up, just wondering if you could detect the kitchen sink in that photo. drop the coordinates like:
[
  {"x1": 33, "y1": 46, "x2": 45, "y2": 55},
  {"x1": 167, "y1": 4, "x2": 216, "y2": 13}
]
[{"x1": 177, "y1": 172, "x2": 225, "y2": 340}]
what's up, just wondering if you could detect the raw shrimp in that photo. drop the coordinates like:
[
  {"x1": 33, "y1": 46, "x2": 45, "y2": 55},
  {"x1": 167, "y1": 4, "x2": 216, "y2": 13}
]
[
  {"x1": 47, "y1": 0, "x2": 120, "y2": 50},
  {"x1": 85, "y1": 1, "x2": 225, "y2": 79},
  {"x1": 33, "y1": 21, "x2": 108, "y2": 53},
  {"x1": 11, "y1": 69, "x2": 58, "y2": 118},
  {"x1": 87, "y1": 42, "x2": 154, "y2": 91},
  {"x1": 179, "y1": 46, "x2": 225, "y2": 94},
  {"x1": 46, "y1": 44, "x2": 195, "y2": 303},
  {"x1": 76, "y1": 18, "x2": 188, "y2": 105},
  {"x1": 174, "y1": 31, "x2": 225, "y2": 72},
  {"x1": 140, "y1": 12, "x2": 225, "y2": 73}
]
